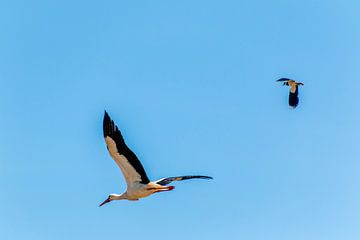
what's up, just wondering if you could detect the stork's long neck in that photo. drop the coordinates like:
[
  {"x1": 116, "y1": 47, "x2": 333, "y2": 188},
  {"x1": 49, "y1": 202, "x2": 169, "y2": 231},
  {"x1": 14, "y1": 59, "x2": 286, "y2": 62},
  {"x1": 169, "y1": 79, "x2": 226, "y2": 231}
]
[{"x1": 111, "y1": 193, "x2": 128, "y2": 200}]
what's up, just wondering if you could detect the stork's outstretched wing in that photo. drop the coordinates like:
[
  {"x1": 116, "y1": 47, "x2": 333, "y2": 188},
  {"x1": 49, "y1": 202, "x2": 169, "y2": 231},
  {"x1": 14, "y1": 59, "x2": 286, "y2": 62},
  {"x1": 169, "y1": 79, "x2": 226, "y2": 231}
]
[
  {"x1": 103, "y1": 111, "x2": 150, "y2": 186},
  {"x1": 155, "y1": 175, "x2": 213, "y2": 186}
]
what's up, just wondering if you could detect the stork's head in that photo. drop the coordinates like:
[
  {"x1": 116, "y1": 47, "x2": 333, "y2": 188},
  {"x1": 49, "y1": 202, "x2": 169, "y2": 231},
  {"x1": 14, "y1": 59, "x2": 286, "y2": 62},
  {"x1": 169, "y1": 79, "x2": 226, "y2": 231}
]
[{"x1": 99, "y1": 193, "x2": 125, "y2": 207}]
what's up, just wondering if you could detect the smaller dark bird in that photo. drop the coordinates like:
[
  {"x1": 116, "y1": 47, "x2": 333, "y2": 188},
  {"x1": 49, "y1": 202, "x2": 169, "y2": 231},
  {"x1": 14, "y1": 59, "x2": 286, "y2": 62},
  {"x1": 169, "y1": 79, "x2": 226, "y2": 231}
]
[{"x1": 277, "y1": 78, "x2": 304, "y2": 108}]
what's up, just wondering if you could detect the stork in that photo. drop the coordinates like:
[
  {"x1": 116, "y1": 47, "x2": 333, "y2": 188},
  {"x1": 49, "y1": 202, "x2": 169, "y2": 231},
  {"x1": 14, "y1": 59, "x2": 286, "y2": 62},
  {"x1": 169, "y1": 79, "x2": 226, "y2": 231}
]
[
  {"x1": 99, "y1": 111, "x2": 212, "y2": 206},
  {"x1": 277, "y1": 78, "x2": 304, "y2": 108}
]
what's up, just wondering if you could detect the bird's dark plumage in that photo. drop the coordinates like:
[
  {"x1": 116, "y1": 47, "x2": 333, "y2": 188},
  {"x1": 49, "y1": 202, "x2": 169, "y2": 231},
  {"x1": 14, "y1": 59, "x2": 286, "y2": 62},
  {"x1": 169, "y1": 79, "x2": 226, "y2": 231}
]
[
  {"x1": 276, "y1": 78, "x2": 303, "y2": 108},
  {"x1": 103, "y1": 111, "x2": 150, "y2": 184},
  {"x1": 289, "y1": 86, "x2": 299, "y2": 108}
]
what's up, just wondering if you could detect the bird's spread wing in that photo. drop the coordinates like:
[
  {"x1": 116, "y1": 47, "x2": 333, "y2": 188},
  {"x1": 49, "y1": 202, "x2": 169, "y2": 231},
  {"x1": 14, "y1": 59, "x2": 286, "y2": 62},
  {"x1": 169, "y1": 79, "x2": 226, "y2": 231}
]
[
  {"x1": 155, "y1": 175, "x2": 213, "y2": 186},
  {"x1": 276, "y1": 78, "x2": 290, "y2": 82},
  {"x1": 103, "y1": 111, "x2": 150, "y2": 186}
]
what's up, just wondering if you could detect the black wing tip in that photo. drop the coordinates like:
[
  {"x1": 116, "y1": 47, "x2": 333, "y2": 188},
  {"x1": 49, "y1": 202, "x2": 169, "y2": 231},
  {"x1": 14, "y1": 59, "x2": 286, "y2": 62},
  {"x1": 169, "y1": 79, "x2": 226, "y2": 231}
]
[
  {"x1": 200, "y1": 176, "x2": 213, "y2": 180},
  {"x1": 104, "y1": 110, "x2": 110, "y2": 119},
  {"x1": 103, "y1": 110, "x2": 114, "y2": 138}
]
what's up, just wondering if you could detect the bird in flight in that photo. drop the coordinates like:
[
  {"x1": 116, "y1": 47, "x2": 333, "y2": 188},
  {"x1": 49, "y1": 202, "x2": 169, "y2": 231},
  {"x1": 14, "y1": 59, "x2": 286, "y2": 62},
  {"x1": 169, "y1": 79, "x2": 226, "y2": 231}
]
[
  {"x1": 276, "y1": 78, "x2": 304, "y2": 108},
  {"x1": 99, "y1": 111, "x2": 212, "y2": 206}
]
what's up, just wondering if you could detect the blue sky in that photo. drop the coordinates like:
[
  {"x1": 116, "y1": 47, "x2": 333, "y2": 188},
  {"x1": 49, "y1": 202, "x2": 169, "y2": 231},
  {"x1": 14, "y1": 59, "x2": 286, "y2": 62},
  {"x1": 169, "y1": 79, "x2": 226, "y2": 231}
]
[{"x1": 1, "y1": 0, "x2": 360, "y2": 239}]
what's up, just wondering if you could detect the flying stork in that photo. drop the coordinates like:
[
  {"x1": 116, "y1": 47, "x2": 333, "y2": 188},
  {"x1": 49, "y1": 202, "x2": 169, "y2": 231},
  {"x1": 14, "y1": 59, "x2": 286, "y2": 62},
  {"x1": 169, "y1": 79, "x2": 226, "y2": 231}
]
[
  {"x1": 99, "y1": 111, "x2": 212, "y2": 206},
  {"x1": 276, "y1": 78, "x2": 304, "y2": 108}
]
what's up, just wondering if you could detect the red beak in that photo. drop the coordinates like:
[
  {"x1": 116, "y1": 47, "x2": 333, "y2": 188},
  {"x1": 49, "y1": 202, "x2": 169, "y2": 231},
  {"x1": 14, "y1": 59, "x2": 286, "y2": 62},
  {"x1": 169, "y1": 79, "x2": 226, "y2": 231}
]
[{"x1": 99, "y1": 197, "x2": 111, "y2": 207}]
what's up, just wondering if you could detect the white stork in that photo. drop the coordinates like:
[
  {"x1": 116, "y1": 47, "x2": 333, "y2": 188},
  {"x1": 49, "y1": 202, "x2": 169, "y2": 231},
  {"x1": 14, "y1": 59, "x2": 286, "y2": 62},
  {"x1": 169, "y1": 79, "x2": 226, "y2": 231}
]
[
  {"x1": 99, "y1": 111, "x2": 212, "y2": 206},
  {"x1": 277, "y1": 78, "x2": 304, "y2": 108}
]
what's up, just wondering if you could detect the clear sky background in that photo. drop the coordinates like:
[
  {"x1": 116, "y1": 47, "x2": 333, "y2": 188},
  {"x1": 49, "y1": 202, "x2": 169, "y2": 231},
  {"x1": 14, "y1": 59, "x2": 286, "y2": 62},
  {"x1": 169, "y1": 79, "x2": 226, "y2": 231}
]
[{"x1": 1, "y1": 0, "x2": 360, "y2": 239}]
